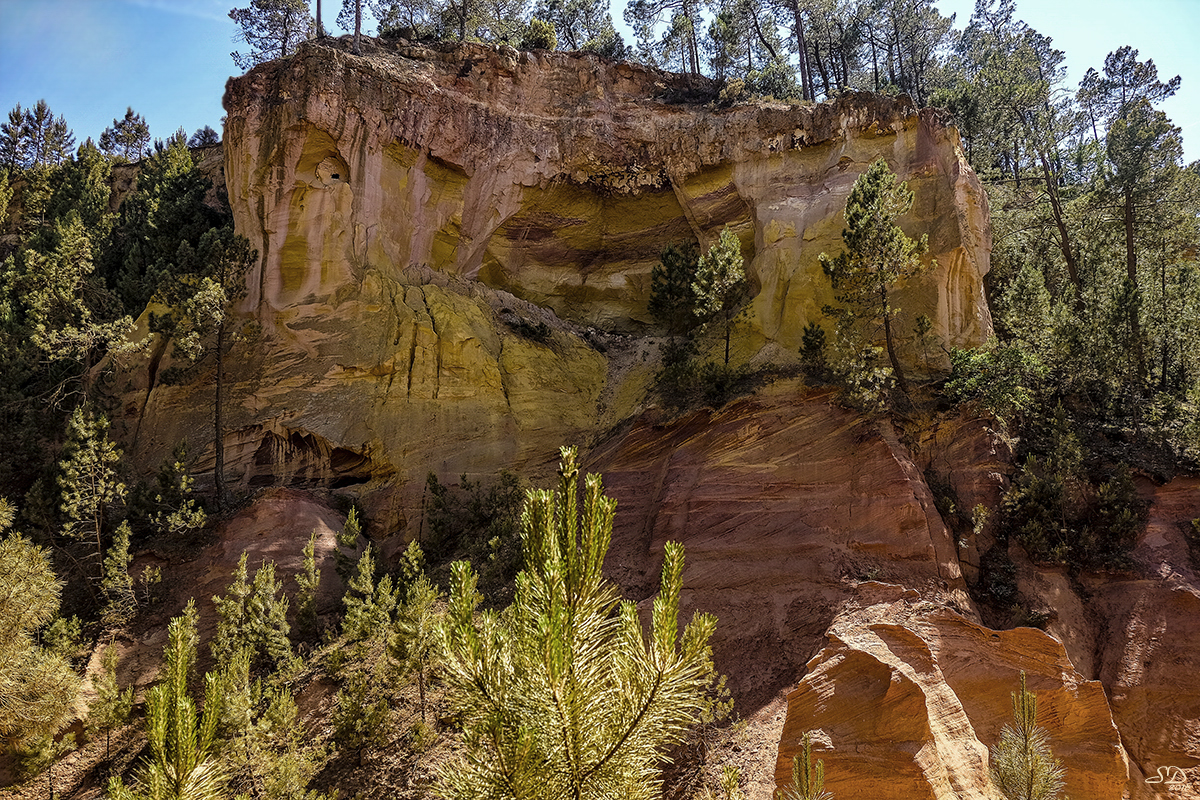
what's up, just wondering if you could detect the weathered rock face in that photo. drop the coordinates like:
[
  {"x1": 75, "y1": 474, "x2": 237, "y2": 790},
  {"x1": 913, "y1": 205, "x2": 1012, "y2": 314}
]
[
  {"x1": 222, "y1": 37, "x2": 991, "y2": 358},
  {"x1": 775, "y1": 585, "x2": 1127, "y2": 800},
  {"x1": 121, "y1": 36, "x2": 994, "y2": 532},
  {"x1": 588, "y1": 381, "x2": 974, "y2": 706},
  {"x1": 105, "y1": 35, "x2": 1200, "y2": 800}
]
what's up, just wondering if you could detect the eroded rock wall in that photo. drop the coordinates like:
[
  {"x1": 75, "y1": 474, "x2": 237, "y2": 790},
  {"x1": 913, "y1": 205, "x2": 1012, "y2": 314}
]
[
  {"x1": 105, "y1": 35, "x2": 1200, "y2": 800},
  {"x1": 222, "y1": 37, "x2": 991, "y2": 357}
]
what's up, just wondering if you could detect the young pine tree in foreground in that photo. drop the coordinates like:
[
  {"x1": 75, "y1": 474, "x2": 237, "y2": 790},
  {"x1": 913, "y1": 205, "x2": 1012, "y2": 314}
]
[
  {"x1": 438, "y1": 446, "x2": 718, "y2": 800},
  {"x1": 775, "y1": 731, "x2": 832, "y2": 800},
  {"x1": 990, "y1": 672, "x2": 1065, "y2": 800},
  {"x1": 87, "y1": 643, "x2": 133, "y2": 761},
  {"x1": 109, "y1": 601, "x2": 225, "y2": 800}
]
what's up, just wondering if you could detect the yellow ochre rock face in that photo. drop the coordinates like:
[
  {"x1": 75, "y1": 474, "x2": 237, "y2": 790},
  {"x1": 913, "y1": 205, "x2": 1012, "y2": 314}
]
[
  {"x1": 127, "y1": 37, "x2": 993, "y2": 539},
  {"x1": 222, "y1": 37, "x2": 992, "y2": 354}
]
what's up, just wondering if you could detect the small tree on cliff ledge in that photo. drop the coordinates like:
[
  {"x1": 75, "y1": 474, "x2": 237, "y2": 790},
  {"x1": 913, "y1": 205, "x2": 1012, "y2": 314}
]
[
  {"x1": 437, "y1": 446, "x2": 718, "y2": 800},
  {"x1": 230, "y1": 0, "x2": 313, "y2": 70},
  {"x1": 820, "y1": 158, "x2": 928, "y2": 397}
]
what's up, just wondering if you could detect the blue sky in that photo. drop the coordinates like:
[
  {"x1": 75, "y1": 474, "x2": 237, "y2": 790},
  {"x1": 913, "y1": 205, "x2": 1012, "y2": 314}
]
[{"x1": 0, "y1": 0, "x2": 1197, "y2": 161}]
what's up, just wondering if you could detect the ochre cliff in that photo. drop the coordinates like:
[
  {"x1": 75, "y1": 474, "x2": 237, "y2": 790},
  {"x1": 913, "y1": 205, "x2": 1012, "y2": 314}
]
[
  {"x1": 102, "y1": 35, "x2": 1200, "y2": 800},
  {"x1": 124, "y1": 35, "x2": 993, "y2": 531}
]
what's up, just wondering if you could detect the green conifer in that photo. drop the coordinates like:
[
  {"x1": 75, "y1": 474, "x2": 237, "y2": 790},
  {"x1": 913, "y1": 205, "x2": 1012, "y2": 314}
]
[
  {"x1": 392, "y1": 568, "x2": 440, "y2": 720},
  {"x1": 775, "y1": 731, "x2": 831, "y2": 800},
  {"x1": 990, "y1": 672, "x2": 1065, "y2": 800},
  {"x1": 87, "y1": 643, "x2": 133, "y2": 760},
  {"x1": 438, "y1": 446, "x2": 717, "y2": 800},
  {"x1": 212, "y1": 553, "x2": 292, "y2": 673},
  {"x1": 101, "y1": 521, "x2": 137, "y2": 628},
  {"x1": 692, "y1": 226, "x2": 749, "y2": 366},
  {"x1": 820, "y1": 158, "x2": 928, "y2": 397},
  {"x1": 58, "y1": 407, "x2": 127, "y2": 571},
  {"x1": 108, "y1": 600, "x2": 226, "y2": 800},
  {"x1": 0, "y1": 529, "x2": 81, "y2": 746},
  {"x1": 341, "y1": 544, "x2": 398, "y2": 643},
  {"x1": 294, "y1": 529, "x2": 321, "y2": 641}
]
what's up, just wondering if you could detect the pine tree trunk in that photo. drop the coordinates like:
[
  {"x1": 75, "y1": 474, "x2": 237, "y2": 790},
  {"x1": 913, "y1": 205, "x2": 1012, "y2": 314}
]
[
  {"x1": 792, "y1": 0, "x2": 812, "y2": 101},
  {"x1": 354, "y1": 0, "x2": 362, "y2": 54},
  {"x1": 882, "y1": 293, "x2": 909, "y2": 397},
  {"x1": 214, "y1": 320, "x2": 227, "y2": 511},
  {"x1": 1035, "y1": 148, "x2": 1081, "y2": 295},
  {"x1": 724, "y1": 315, "x2": 731, "y2": 367},
  {"x1": 419, "y1": 667, "x2": 426, "y2": 721},
  {"x1": 1123, "y1": 186, "x2": 1145, "y2": 390}
]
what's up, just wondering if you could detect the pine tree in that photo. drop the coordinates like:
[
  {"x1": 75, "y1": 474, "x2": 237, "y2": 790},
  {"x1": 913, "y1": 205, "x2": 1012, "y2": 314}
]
[
  {"x1": 392, "y1": 566, "x2": 440, "y2": 721},
  {"x1": 0, "y1": 526, "x2": 81, "y2": 747},
  {"x1": 17, "y1": 730, "x2": 76, "y2": 798},
  {"x1": 438, "y1": 446, "x2": 717, "y2": 800},
  {"x1": 0, "y1": 100, "x2": 74, "y2": 170},
  {"x1": 0, "y1": 104, "x2": 28, "y2": 171},
  {"x1": 776, "y1": 731, "x2": 831, "y2": 800},
  {"x1": 99, "y1": 108, "x2": 150, "y2": 162},
  {"x1": 531, "y1": 0, "x2": 624, "y2": 55},
  {"x1": 187, "y1": 127, "x2": 220, "y2": 148},
  {"x1": 649, "y1": 240, "x2": 701, "y2": 355},
  {"x1": 212, "y1": 553, "x2": 293, "y2": 674},
  {"x1": 333, "y1": 506, "x2": 362, "y2": 583},
  {"x1": 330, "y1": 671, "x2": 390, "y2": 766},
  {"x1": 820, "y1": 158, "x2": 928, "y2": 397},
  {"x1": 149, "y1": 444, "x2": 207, "y2": 539},
  {"x1": 294, "y1": 529, "x2": 321, "y2": 641},
  {"x1": 154, "y1": 227, "x2": 256, "y2": 509},
  {"x1": 1104, "y1": 97, "x2": 1183, "y2": 392},
  {"x1": 341, "y1": 544, "x2": 398, "y2": 642},
  {"x1": 989, "y1": 672, "x2": 1065, "y2": 800},
  {"x1": 692, "y1": 226, "x2": 749, "y2": 367},
  {"x1": 58, "y1": 407, "x2": 127, "y2": 573},
  {"x1": 230, "y1": 0, "x2": 313, "y2": 70},
  {"x1": 108, "y1": 600, "x2": 226, "y2": 800},
  {"x1": 19, "y1": 213, "x2": 135, "y2": 400},
  {"x1": 86, "y1": 643, "x2": 134, "y2": 760},
  {"x1": 101, "y1": 521, "x2": 137, "y2": 628}
]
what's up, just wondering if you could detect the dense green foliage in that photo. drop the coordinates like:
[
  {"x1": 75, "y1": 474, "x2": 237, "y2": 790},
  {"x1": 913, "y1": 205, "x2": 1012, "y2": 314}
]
[
  {"x1": 438, "y1": 447, "x2": 717, "y2": 800},
  {"x1": 821, "y1": 158, "x2": 927, "y2": 401},
  {"x1": 0, "y1": 520, "x2": 80, "y2": 747}
]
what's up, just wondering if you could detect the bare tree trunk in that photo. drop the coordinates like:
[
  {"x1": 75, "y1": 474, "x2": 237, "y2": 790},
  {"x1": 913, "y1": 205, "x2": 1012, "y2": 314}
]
[
  {"x1": 315, "y1": 0, "x2": 322, "y2": 36},
  {"x1": 214, "y1": 319, "x2": 227, "y2": 511},
  {"x1": 882, "y1": 287, "x2": 909, "y2": 396},
  {"x1": 792, "y1": 0, "x2": 812, "y2": 101},
  {"x1": 1123, "y1": 186, "x2": 1145, "y2": 390},
  {"x1": 1033, "y1": 145, "x2": 1081, "y2": 295},
  {"x1": 749, "y1": 8, "x2": 779, "y2": 63},
  {"x1": 354, "y1": 0, "x2": 362, "y2": 54}
]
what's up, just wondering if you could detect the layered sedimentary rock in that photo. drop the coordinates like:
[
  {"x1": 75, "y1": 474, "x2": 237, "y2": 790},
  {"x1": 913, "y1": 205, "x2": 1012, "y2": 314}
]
[
  {"x1": 588, "y1": 380, "x2": 974, "y2": 705},
  {"x1": 774, "y1": 586, "x2": 1127, "y2": 800},
  {"x1": 123, "y1": 36, "x2": 994, "y2": 535},
  {"x1": 221, "y1": 37, "x2": 991, "y2": 354},
  {"x1": 106, "y1": 34, "x2": 1200, "y2": 800}
]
